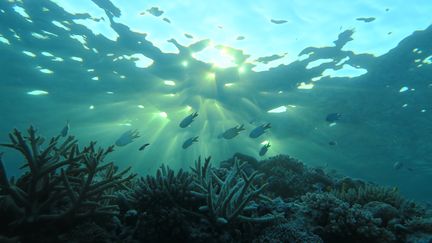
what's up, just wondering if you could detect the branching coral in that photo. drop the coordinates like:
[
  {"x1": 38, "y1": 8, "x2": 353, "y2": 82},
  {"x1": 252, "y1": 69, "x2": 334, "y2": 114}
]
[
  {"x1": 190, "y1": 156, "x2": 281, "y2": 225},
  {"x1": 0, "y1": 126, "x2": 136, "y2": 230},
  {"x1": 132, "y1": 164, "x2": 193, "y2": 209}
]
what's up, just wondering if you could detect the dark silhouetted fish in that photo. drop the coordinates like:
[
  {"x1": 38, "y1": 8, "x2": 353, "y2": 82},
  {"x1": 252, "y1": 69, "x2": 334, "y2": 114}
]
[
  {"x1": 115, "y1": 129, "x2": 140, "y2": 147},
  {"x1": 220, "y1": 124, "x2": 245, "y2": 139},
  {"x1": 139, "y1": 143, "x2": 150, "y2": 151},
  {"x1": 179, "y1": 112, "x2": 198, "y2": 128},
  {"x1": 326, "y1": 113, "x2": 341, "y2": 123},
  {"x1": 356, "y1": 17, "x2": 376, "y2": 23},
  {"x1": 182, "y1": 136, "x2": 198, "y2": 149},
  {"x1": 328, "y1": 141, "x2": 337, "y2": 146},
  {"x1": 271, "y1": 19, "x2": 288, "y2": 24},
  {"x1": 259, "y1": 143, "x2": 271, "y2": 156},
  {"x1": 249, "y1": 123, "x2": 271, "y2": 138},
  {"x1": 393, "y1": 161, "x2": 403, "y2": 170}
]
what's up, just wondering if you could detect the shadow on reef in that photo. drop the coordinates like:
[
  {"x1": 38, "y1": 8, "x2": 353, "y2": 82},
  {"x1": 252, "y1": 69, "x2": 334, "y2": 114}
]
[{"x1": 1, "y1": 127, "x2": 432, "y2": 243}]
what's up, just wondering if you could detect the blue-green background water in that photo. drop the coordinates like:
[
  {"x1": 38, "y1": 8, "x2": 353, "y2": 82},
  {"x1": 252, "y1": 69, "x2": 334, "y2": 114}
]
[{"x1": 0, "y1": 0, "x2": 431, "y2": 202}]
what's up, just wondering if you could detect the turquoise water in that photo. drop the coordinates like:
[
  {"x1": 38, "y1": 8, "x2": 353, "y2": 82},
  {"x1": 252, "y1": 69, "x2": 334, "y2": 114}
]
[{"x1": 0, "y1": 0, "x2": 431, "y2": 203}]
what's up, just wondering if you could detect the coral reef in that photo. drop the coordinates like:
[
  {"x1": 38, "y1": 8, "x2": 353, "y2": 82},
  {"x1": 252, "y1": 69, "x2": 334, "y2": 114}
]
[
  {"x1": 258, "y1": 154, "x2": 334, "y2": 198},
  {"x1": 1, "y1": 127, "x2": 432, "y2": 242}
]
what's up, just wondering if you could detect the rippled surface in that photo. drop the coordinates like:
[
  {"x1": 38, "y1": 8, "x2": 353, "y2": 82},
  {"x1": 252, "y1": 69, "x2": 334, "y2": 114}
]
[{"x1": 0, "y1": 0, "x2": 431, "y2": 201}]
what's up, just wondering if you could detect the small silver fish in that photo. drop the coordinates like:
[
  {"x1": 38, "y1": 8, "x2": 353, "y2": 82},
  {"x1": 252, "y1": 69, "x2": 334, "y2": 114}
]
[{"x1": 60, "y1": 120, "x2": 70, "y2": 137}]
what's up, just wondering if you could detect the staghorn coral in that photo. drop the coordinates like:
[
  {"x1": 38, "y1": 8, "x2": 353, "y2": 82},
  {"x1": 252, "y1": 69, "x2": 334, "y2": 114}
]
[
  {"x1": 190, "y1": 156, "x2": 281, "y2": 225},
  {"x1": 0, "y1": 126, "x2": 136, "y2": 236}
]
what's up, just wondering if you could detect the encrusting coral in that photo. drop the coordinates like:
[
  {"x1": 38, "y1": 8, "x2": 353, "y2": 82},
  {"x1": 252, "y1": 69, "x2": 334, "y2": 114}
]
[{"x1": 0, "y1": 126, "x2": 136, "y2": 239}]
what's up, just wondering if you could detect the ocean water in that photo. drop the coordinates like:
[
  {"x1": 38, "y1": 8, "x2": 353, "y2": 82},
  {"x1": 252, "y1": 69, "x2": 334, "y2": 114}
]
[{"x1": 0, "y1": 0, "x2": 431, "y2": 207}]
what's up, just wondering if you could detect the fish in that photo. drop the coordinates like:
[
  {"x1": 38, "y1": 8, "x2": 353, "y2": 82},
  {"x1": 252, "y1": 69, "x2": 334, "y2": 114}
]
[
  {"x1": 270, "y1": 19, "x2": 288, "y2": 24},
  {"x1": 356, "y1": 17, "x2": 376, "y2": 23},
  {"x1": 27, "y1": 90, "x2": 49, "y2": 96},
  {"x1": 393, "y1": 161, "x2": 414, "y2": 172},
  {"x1": 393, "y1": 161, "x2": 403, "y2": 170},
  {"x1": 220, "y1": 125, "x2": 245, "y2": 140},
  {"x1": 115, "y1": 129, "x2": 140, "y2": 147},
  {"x1": 328, "y1": 141, "x2": 337, "y2": 146},
  {"x1": 182, "y1": 136, "x2": 198, "y2": 149},
  {"x1": 139, "y1": 143, "x2": 150, "y2": 151},
  {"x1": 326, "y1": 113, "x2": 342, "y2": 123},
  {"x1": 259, "y1": 143, "x2": 271, "y2": 156},
  {"x1": 249, "y1": 123, "x2": 271, "y2": 138},
  {"x1": 60, "y1": 120, "x2": 70, "y2": 137},
  {"x1": 179, "y1": 112, "x2": 198, "y2": 128}
]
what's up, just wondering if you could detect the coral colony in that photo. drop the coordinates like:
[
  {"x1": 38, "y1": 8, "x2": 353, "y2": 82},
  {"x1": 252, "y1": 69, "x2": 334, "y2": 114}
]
[{"x1": 1, "y1": 127, "x2": 432, "y2": 242}]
